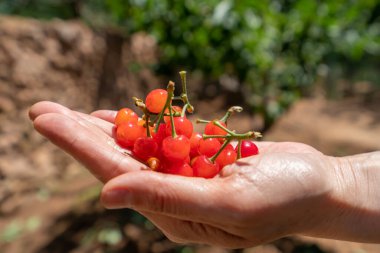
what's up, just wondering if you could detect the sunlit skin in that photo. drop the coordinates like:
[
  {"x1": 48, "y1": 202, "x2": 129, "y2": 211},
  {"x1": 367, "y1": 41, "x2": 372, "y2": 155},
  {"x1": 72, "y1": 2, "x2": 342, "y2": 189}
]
[{"x1": 29, "y1": 101, "x2": 380, "y2": 248}]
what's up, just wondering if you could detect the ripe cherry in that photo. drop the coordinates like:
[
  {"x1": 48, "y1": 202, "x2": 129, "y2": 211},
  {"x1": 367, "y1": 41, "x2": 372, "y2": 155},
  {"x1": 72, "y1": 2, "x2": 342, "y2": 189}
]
[
  {"x1": 133, "y1": 137, "x2": 159, "y2": 161},
  {"x1": 192, "y1": 155, "x2": 220, "y2": 178},
  {"x1": 116, "y1": 122, "x2": 145, "y2": 148},
  {"x1": 161, "y1": 135, "x2": 190, "y2": 161},
  {"x1": 189, "y1": 132, "x2": 202, "y2": 157},
  {"x1": 236, "y1": 140, "x2": 259, "y2": 158},
  {"x1": 162, "y1": 161, "x2": 193, "y2": 177},
  {"x1": 152, "y1": 123, "x2": 167, "y2": 146},
  {"x1": 164, "y1": 106, "x2": 182, "y2": 123},
  {"x1": 165, "y1": 117, "x2": 193, "y2": 139},
  {"x1": 215, "y1": 144, "x2": 237, "y2": 168},
  {"x1": 145, "y1": 89, "x2": 168, "y2": 113},
  {"x1": 204, "y1": 120, "x2": 227, "y2": 142},
  {"x1": 198, "y1": 138, "x2": 221, "y2": 157},
  {"x1": 114, "y1": 108, "x2": 138, "y2": 126}
]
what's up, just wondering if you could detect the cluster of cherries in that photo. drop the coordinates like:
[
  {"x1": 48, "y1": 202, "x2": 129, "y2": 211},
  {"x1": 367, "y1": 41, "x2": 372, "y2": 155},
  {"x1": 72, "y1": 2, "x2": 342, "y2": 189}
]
[{"x1": 114, "y1": 71, "x2": 262, "y2": 178}]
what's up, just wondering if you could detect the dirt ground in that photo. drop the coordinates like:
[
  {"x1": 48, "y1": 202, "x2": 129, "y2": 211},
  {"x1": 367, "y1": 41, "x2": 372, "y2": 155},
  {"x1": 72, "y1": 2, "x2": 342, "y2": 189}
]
[{"x1": 0, "y1": 16, "x2": 379, "y2": 253}]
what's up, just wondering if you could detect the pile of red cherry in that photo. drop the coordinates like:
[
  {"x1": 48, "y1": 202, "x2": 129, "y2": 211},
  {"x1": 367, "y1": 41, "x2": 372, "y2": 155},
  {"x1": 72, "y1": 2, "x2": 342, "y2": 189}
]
[{"x1": 114, "y1": 71, "x2": 262, "y2": 178}]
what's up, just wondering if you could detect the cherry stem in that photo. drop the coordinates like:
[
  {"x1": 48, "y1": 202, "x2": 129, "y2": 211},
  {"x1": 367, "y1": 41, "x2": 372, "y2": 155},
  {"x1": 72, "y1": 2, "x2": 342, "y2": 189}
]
[
  {"x1": 220, "y1": 106, "x2": 243, "y2": 123},
  {"x1": 196, "y1": 119, "x2": 211, "y2": 124},
  {"x1": 210, "y1": 139, "x2": 231, "y2": 163},
  {"x1": 213, "y1": 121, "x2": 236, "y2": 135},
  {"x1": 181, "y1": 104, "x2": 188, "y2": 117},
  {"x1": 145, "y1": 114, "x2": 151, "y2": 137},
  {"x1": 132, "y1": 97, "x2": 153, "y2": 137},
  {"x1": 237, "y1": 140, "x2": 242, "y2": 159},
  {"x1": 213, "y1": 121, "x2": 262, "y2": 139},
  {"x1": 168, "y1": 102, "x2": 177, "y2": 138},
  {"x1": 154, "y1": 81, "x2": 175, "y2": 133},
  {"x1": 179, "y1": 71, "x2": 194, "y2": 114}
]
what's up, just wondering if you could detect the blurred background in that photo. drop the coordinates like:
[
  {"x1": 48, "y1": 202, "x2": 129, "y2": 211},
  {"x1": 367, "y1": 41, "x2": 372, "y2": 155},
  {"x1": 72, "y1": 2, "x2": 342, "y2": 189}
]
[{"x1": 0, "y1": 0, "x2": 379, "y2": 252}]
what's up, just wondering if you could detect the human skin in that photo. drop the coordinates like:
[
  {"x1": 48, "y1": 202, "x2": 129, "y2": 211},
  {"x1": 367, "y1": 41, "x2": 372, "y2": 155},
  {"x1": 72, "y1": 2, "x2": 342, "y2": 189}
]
[{"x1": 29, "y1": 101, "x2": 380, "y2": 248}]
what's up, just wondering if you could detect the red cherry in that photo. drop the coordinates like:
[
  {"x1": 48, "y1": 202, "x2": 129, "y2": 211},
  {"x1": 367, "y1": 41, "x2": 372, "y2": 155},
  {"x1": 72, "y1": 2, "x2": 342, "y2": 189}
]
[
  {"x1": 164, "y1": 106, "x2": 183, "y2": 123},
  {"x1": 192, "y1": 155, "x2": 220, "y2": 178},
  {"x1": 204, "y1": 121, "x2": 227, "y2": 142},
  {"x1": 137, "y1": 119, "x2": 153, "y2": 137},
  {"x1": 236, "y1": 140, "x2": 259, "y2": 158},
  {"x1": 145, "y1": 89, "x2": 168, "y2": 113},
  {"x1": 165, "y1": 117, "x2": 193, "y2": 139},
  {"x1": 114, "y1": 108, "x2": 138, "y2": 126},
  {"x1": 116, "y1": 122, "x2": 145, "y2": 148},
  {"x1": 152, "y1": 123, "x2": 167, "y2": 146},
  {"x1": 198, "y1": 138, "x2": 221, "y2": 157},
  {"x1": 162, "y1": 161, "x2": 193, "y2": 177},
  {"x1": 162, "y1": 135, "x2": 190, "y2": 161},
  {"x1": 189, "y1": 132, "x2": 202, "y2": 157},
  {"x1": 215, "y1": 144, "x2": 237, "y2": 168},
  {"x1": 133, "y1": 137, "x2": 159, "y2": 161}
]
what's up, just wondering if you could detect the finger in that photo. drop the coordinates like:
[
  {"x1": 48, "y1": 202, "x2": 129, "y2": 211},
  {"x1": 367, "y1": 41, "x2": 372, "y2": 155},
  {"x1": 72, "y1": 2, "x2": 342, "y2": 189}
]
[
  {"x1": 30, "y1": 101, "x2": 114, "y2": 136},
  {"x1": 100, "y1": 170, "x2": 242, "y2": 225},
  {"x1": 91, "y1": 110, "x2": 117, "y2": 123},
  {"x1": 141, "y1": 211, "x2": 251, "y2": 248},
  {"x1": 34, "y1": 113, "x2": 146, "y2": 183}
]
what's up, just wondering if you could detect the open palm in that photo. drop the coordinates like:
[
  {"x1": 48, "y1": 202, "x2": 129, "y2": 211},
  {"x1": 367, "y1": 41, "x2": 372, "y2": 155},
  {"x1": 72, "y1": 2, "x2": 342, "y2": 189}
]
[{"x1": 30, "y1": 101, "x2": 335, "y2": 248}]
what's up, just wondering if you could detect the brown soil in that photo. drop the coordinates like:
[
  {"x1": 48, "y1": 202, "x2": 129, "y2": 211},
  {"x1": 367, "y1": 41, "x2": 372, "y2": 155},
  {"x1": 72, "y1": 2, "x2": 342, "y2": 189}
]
[{"x1": 0, "y1": 16, "x2": 379, "y2": 253}]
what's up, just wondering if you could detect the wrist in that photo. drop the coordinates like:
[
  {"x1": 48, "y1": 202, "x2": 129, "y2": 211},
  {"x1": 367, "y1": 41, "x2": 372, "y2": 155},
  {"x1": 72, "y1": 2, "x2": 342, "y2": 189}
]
[{"x1": 304, "y1": 152, "x2": 380, "y2": 242}]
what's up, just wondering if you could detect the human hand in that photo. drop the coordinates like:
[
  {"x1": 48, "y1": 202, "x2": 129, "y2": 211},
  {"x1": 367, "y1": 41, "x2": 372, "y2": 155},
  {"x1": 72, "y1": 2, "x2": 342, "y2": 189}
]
[
  {"x1": 29, "y1": 101, "x2": 147, "y2": 183},
  {"x1": 30, "y1": 101, "x2": 380, "y2": 248}
]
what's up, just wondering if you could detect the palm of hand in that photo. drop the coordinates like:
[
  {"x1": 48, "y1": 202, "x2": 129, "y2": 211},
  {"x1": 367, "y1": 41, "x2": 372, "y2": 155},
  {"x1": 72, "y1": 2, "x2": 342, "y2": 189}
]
[{"x1": 30, "y1": 102, "x2": 333, "y2": 248}]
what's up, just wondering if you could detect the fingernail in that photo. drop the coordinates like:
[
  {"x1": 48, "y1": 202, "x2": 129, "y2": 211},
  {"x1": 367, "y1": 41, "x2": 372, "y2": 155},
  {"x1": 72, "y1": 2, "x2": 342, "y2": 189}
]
[{"x1": 102, "y1": 189, "x2": 132, "y2": 209}]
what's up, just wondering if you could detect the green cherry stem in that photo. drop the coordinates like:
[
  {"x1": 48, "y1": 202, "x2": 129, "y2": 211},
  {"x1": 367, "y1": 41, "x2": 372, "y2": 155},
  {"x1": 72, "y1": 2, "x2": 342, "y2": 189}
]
[
  {"x1": 132, "y1": 97, "x2": 153, "y2": 136},
  {"x1": 220, "y1": 106, "x2": 243, "y2": 123},
  {"x1": 154, "y1": 81, "x2": 175, "y2": 133},
  {"x1": 181, "y1": 104, "x2": 188, "y2": 117},
  {"x1": 179, "y1": 71, "x2": 188, "y2": 95},
  {"x1": 179, "y1": 71, "x2": 194, "y2": 114},
  {"x1": 168, "y1": 102, "x2": 177, "y2": 138},
  {"x1": 214, "y1": 121, "x2": 262, "y2": 138},
  {"x1": 196, "y1": 119, "x2": 211, "y2": 124},
  {"x1": 210, "y1": 139, "x2": 231, "y2": 163},
  {"x1": 202, "y1": 132, "x2": 259, "y2": 140}
]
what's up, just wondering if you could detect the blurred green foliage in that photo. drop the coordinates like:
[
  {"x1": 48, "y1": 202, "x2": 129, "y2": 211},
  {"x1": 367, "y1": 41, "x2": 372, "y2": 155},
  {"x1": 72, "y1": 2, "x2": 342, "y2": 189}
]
[{"x1": 1, "y1": 0, "x2": 379, "y2": 127}]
